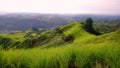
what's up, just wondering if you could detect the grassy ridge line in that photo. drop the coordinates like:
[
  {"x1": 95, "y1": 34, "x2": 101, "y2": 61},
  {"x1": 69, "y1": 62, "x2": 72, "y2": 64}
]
[
  {"x1": 0, "y1": 22, "x2": 98, "y2": 48},
  {"x1": 40, "y1": 22, "x2": 95, "y2": 48},
  {"x1": 0, "y1": 22, "x2": 120, "y2": 49}
]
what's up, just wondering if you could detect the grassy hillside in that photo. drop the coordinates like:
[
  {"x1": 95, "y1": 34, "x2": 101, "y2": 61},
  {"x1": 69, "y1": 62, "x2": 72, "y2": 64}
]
[
  {"x1": 0, "y1": 22, "x2": 91, "y2": 49},
  {"x1": 0, "y1": 22, "x2": 120, "y2": 68}
]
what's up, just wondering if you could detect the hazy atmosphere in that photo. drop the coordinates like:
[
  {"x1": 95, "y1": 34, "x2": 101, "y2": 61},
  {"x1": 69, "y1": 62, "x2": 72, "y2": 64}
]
[
  {"x1": 0, "y1": 0, "x2": 120, "y2": 15},
  {"x1": 0, "y1": 0, "x2": 120, "y2": 68}
]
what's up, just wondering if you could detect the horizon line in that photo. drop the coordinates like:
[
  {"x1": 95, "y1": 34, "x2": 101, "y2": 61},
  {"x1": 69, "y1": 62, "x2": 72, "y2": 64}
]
[{"x1": 0, "y1": 11, "x2": 120, "y2": 16}]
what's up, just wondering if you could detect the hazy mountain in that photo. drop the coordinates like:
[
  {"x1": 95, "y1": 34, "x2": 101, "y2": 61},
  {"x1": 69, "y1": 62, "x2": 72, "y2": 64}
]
[{"x1": 0, "y1": 13, "x2": 120, "y2": 33}]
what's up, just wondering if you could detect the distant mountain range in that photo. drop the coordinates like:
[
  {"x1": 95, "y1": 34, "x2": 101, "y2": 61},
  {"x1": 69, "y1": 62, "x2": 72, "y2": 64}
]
[{"x1": 0, "y1": 13, "x2": 120, "y2": 33}]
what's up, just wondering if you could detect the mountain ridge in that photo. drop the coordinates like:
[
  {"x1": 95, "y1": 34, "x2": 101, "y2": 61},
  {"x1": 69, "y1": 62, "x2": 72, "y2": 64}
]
[{"x1": 0, "y1": 13, "x2": 120, "y2": 33}]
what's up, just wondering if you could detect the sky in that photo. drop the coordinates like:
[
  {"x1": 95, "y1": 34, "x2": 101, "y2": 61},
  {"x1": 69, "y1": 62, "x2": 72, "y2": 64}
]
[{"x1": 0, "y1": 0, "x2": 120, "y2": 15}]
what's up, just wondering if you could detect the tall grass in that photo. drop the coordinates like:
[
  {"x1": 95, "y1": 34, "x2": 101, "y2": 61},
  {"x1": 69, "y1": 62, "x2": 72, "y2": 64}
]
[
  {"x1": 1, "y1": 43, "x2": 120, "y2": 68},
  {"x1": 0, "y1": 46, "x2": 2, "y2": 68}
]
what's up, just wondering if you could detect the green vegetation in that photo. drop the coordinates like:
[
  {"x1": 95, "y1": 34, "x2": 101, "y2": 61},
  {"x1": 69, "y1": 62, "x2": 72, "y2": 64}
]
[
  {"x1": 0, "y1": 21, "x2": 120, "y2": 68},
  {"x1": 84, "y1": 18, "x2": 100, "y2": 35},
  {"x1": 94, "y1": 23, "x2": 120, "y2": 34},
  {"x1": 0, "y1": 43, "x2": 120, "y2": 68}
]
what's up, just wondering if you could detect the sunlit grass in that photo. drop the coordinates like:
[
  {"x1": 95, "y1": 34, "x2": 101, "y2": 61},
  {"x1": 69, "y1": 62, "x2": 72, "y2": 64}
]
[{"x1": 1, "y1": 42, "x2": 120, "y2": 68}]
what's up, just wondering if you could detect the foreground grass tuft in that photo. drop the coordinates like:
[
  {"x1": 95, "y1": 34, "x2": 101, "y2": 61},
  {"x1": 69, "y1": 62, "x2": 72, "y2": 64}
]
[{"x1": 1, "y1": 43, "x2": 120, "y2": 68}]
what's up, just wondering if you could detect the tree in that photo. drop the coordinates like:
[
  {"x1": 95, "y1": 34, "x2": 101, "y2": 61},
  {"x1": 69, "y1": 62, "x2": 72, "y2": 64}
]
[
  {"x1": 85, "y1": 18, "x2": 94, "y2": 32},
  {"x1": 32, "y1": 27, "x2": 39, "y2": 33},
  {"x1": 25, "y1": 32, "x2": 33, "y2": 39},
  {"x1": 84, "y1": 18, "x2": 100, "y2": 35},
  {"x1": 86, "y1": 18, "x2": 93, "y2": 25}
]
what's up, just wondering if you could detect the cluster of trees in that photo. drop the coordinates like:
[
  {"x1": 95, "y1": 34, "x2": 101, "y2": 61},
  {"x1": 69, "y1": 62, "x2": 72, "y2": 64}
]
[
  {"x1": 94, "y1": 23, "x2": 120, "y2": 34},
  {"x1": 84, "y1": 18, "x2": 120, "y2": 34},
  {"x1": 84, "y1": 18, "x2": 101, "y2": 35}
]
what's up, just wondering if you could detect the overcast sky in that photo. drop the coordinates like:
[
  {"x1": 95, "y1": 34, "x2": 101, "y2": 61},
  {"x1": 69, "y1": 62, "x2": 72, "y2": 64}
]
[{"x1": 0, "y1": 0, "x2": 120, "y2": 15}]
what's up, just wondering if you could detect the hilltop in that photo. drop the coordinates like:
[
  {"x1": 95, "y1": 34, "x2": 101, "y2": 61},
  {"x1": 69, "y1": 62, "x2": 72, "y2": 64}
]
[{"x1": 0, "y1": 22, "x2": 120, "y2": 49}]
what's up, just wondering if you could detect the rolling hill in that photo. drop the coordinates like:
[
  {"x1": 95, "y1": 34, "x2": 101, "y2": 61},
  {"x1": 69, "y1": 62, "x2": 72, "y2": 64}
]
[
  {"x1": 0, "y1": 22, "x2": 120, "y2": 68},
  {"x1": 0, "y1": 22, "x2": 120, "y2": 49}
]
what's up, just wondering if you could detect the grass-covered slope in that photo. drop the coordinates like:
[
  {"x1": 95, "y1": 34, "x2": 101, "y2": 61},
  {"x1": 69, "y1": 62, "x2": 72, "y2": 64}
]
[
  {"x1": 0, "y1": 33, "x2": 25, "y2": 49},
  {"x1": 0, "y1": 22, "x2": 120, "y2": 68},
  {"x1": 1, "y1": 22, "x2": 119, "y2": 49},
  {"x1": 0, "y1": 22, "x2": 93, "y2": 49},
  {"x1": 38, "y1": 22, "x2": 93, "y2": 48}
]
